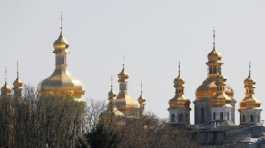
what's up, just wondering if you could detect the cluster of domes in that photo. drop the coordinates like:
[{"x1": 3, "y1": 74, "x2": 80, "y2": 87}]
[
  {"x1": 168, "y1": 30, "x2": 262, "y2": 124},
  {"x1": 1, "y1": 68, "x2": 23, "y2": 97}
]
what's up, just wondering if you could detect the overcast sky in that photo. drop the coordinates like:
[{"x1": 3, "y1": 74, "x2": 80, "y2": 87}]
[{"x1": 1, "y1": 0, "x2": 265, "y2": 124}]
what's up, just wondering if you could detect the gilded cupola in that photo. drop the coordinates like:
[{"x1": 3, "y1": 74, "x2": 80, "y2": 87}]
[
  {"x1": 116, "y1": 64, "x2": 140, "y2": 112},
  {"x1": 210, "y1": 75, "x2": 232, "y2": 107},
  {"x1": 239, "y1": 63, "x2": 261, "y2": 111},
  {"x1": 196, "y1": 30, "x2": 234, "y2": 101},
  {"x1": 1, "y1": 69, "x2": 12, "y2": 97},
  {"x1": 13, "y1": 62, "x2": 23, "y2": 97},
  {"x1": 169, "y1": 63, "x2": 190, "y2": 109},
  {"x1": 38, "y1": 17, "x2": 85, "y2": 99},
  {"x1": 107, "y1": 79, "x2": 124, "y2": 117},
  {"x1": 138, "y1": 82, "x2": 146, "y2": 111}
]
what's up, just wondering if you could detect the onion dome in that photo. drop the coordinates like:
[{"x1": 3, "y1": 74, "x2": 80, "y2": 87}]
[
  {"x1": 207, "y1": 49, "x2": 222, "y2": 63},
  {"x1": 196, "y1": 78, "x2": 234, "y2": 101},
  {"x1": 169, "y1": 64, "x2": 190, "y2": 109},
  {"x1": 1, "y1": 82, "x2": 12, "y2": 96},
  {"x1": 239, "y1": 64, "x2": 261, "y2": 111},
  {"x1": 53, "y1": 31, "x2": 69, "y2": 53},
  {"x1": 107, "y1": 83, "x2": 124, "y2": 117},
  {"x1": 210, "y1": 75, "x2": 232, "y2": 107},
  {"x1": 138, "y1": 95, "x2": 146, "y2": 108},
  {"x1": 38, "y1": 22, "x2": 85, "y2": 99}
]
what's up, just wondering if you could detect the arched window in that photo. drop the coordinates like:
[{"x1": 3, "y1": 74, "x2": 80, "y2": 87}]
[
  {"x1": 201, "y1": 108, "x2": 205, "y2": 123},
  {"x1": 171, "y1": 114, "x2": 175, "y2": 122},
  {"x1": 227, "y1": 112, "x2": 230, "y2": 120},
  {"x1": 220, "y1": 112, "x2": 224, "y2": 121},
  {"x1": 250, "y1": 115, "x2": 254, "y2": 122},
  {"x1": 213, "y1": 112, "x2": 216, "y2": 120}
]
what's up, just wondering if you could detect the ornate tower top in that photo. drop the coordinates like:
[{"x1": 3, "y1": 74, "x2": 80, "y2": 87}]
[
  {"x1": 13, "y1": 61, "x2": 23, "y2": 97},
  {"x1": 169, "y1": 62, "x2": 190, "y2": 109},
  {"x1": 116, "y1": 64, "x2": 140, "y2": 112},
  {"x1": 207, "y1": 29, "x2": 223, "y2": 76},
  {"x1": 1, "y1": 68, "x2": 11, "y2": 96},
  {"x1": 239, "y1": 63, "x2": 261, "y2": 111},
  {"x1": 210, "y1": 75, "x2": 231, "y2": 107},
  {"x1": 196, "y1": 29, "x2": 234, "y2": 101},
  {"x1": 138, "y1": 81, "x2": 146, "y2": 110},
  {"x1": 38, "y1": 16, "x2": 85, "y2": 99}
]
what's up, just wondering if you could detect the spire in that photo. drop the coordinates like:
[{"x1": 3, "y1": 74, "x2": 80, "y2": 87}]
[
  {"x1": 16, "y1": 60, "x2": 19, "y2": 79},
  {"x1": 177, "y1": 61, "x2": 181, "y2": 78},
  {"x1": 53, "y1": 13, "x2": 69, "y2": 52},
  {"x1": 4, "y1": 67, "x2": 7, "y2": 85},
  {"x1": 213, "y1": 28, "x2": 216, "y2": 50},
  {"x1": 60, "y1": 12, "x2": 63, "y2": 34},
  {"x1": 140, "y1": 81, "x2": 143, "y2": 96},
  {"x1": 138, "y1": 80, "x2": 146, "y2": 113},
  {"x1": 122, "y1": 56, "x2": 125, "y2": 72},
  {"x1": 248, "y1": 61, "x2": 252, "y2": 79}
]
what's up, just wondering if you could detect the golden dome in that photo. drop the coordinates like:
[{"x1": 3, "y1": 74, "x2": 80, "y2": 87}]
[
  {"x1": 39, "y1": 70, "x2": 85, "y2": 98},
  {"x1": 13, "y1": 78, "x2": 23, "y2": 88},
  {"x1": 207, "y1": 49, "x2": 222, "y2": 63},
  {"x1": 116, "y1": 94, "x2": 140, "y2": 110},
  {"x1": 53, "y1": 31, "x2": 69, "y2": 53},
  {"x1": 209, "y1": 76, "x2": 232, "y2": 107},
  {"x1": 169, "y1": 95, "x2": 190, "y2": 109},
  {"x1": 39, "y1": 29, "x2": 85, "y2": 99},
  {"x1": 196, "y1": 77, "x2": 234, "y2": 101},
  {"x1": 239, "y1": 67, "x2": 261, "y2": 111},
  {"x1": 169, "y1": 65, "x2": 190, "y2": 109},
  {"x1": 1, "y1": 82, "x2": 12, "y2": 96}
]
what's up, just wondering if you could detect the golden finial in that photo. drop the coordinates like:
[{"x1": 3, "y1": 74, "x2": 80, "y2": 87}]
[
  {"x1": 122, "y1": 56, "x2": 126, "y2": 69},
  {"x1": 4, "y1": 67, "x2": 7, "y2": 84},
  {"x1": 60, "y1": 12, "x2": 63, "y2": 33},
  {"x1": 212, "y1": 27, "x2": 216, "y2": 50},
  {"x1": 248, "y1": 61, "x2": 252, "y2": 79},
  {"x1": 178, "y1": 61, "x2": 181, "y2": 77},
  {"x1": 16, "y1": 60, "x2": 19, "y2": 79},
  {"x1": 140, "y1": 80, "x2": 143, "y2": 96}
]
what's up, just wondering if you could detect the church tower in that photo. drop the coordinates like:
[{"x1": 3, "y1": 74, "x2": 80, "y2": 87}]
[
  {"x1": 195, "y1": 30, "x2": 235, "y2": 126},
  {"x1": 38, "y1": 16, "x2": 85, "y2": 100},
  {"x1": 1, "y1": 68, "x2": 12, "y2": 97},
  {"x1": 13, "y1": 62, "x2": 23, "y2": 98},
  {"x1": 168, "y1": 63, "x2": 190, "y2": 126},
  {"x1": 138, "y1": 82, "x2": 146, "y2": 116},
  {"x1": 239, "y1": 63, "x2": 262, "y2": 126},
  {"x1": 115, "y1": 64, "x2": 141, "y2": 118}
]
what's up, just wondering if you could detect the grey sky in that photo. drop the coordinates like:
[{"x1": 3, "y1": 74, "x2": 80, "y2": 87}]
[{"x1": 1, "y1": 0, "x2": 265, "y2": 124}]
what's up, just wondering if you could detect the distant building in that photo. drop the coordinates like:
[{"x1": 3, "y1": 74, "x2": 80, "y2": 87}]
[
  {"x1": 167, "y1": 30, "x2": 265, "y2": 147},
  {"x1": 101, "y1": 64, "x2": 146, "y2": 123}
]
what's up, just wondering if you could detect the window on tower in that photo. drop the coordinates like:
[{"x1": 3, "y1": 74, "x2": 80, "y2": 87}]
[{"x1": 171, "y1": 114, "x2": 175, "y2": 122}]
